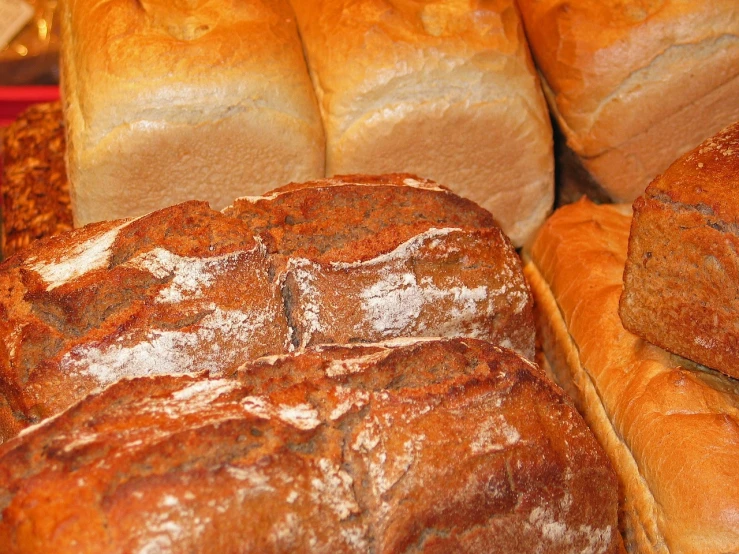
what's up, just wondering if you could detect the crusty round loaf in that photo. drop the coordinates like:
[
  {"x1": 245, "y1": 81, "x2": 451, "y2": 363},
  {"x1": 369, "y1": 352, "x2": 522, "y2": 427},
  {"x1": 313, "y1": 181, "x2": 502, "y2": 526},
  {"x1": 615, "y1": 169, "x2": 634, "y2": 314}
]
[
  {"x1": 0, "y1": 338, "x2": 620, "y2": 554},
  {"x1": 0, "y1": 175, "x2": 534, "y2": 441}
]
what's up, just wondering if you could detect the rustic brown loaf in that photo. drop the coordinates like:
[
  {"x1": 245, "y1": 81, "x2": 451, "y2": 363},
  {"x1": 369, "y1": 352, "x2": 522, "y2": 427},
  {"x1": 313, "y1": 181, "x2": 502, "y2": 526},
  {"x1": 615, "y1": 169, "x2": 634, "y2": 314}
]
[
  {"x1": 224, "y1": 174, "x2": 535, "y2": 354},
  {"x1": 288, "y1": 0, "x2": 554, "y2": 247},
  {"x1": 516, "y1": 0, "x2": 739, "y2": 202},
  {"x1": 620, "y1": 121, "x2": 739, "y2": 380},
  {"x1": 524, "y1": 199, "x2": 739, "y2": 554},
  {"x1": 0, "y1": 175, "x2": 534, "y2": 441},
  {"x1": 1, "y1": 102, "x2": 72, "y2": 260},
  {"x1": 0, "y1": 337, "x2": 621, "y2": 554},
  {"x1": 59, "y1": 0, "x2": 325, "y2": 226}
]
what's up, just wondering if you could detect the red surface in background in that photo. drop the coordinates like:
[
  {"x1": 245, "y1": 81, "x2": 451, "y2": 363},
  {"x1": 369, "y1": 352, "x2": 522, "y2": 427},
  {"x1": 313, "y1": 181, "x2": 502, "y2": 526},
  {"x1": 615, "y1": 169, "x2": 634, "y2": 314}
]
[{"x1": 0, "y1": 86, "x2": 59, "y2": 126}]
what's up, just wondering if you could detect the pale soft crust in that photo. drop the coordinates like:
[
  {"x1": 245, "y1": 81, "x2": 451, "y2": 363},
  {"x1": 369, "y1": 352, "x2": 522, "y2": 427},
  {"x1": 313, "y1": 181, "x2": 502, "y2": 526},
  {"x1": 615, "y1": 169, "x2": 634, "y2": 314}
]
[
  {"x1": 60, "y1": 0, "x2": 325, "y2": 226},
  {"x1": 288, "y1": 0, "x2": 554, "y2": 247},
  {"x1": 524, "y1": 199, "x2": 739, "y2": 554},
  {"x1": 517, "y1": 0, "x2": 739, "y2": 202}
]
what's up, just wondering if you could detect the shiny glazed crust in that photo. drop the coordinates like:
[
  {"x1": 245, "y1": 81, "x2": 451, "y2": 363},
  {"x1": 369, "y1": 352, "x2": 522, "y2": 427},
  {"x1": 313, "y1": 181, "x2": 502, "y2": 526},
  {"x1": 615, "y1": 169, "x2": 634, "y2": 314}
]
[
  {"x1": 60, "y1": 0, "x2": 325, "y2": 225},
  {"x1": 288, "y1": 0, "x2": 554, "y2": 246},
  {"x1": 517, "y1": 0, "x2": 739, "y2": 201},
  {"x1": 524, "y1": 199, "x2": 739, "y2": 553},
  {"x1": 0, "y1": 338, "x2": 620, "y2": 553}
]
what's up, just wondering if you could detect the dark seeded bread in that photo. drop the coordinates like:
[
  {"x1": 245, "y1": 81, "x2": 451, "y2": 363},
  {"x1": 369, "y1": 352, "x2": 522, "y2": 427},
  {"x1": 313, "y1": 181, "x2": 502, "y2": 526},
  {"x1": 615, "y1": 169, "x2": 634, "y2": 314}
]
[
  {"x1": 620, "y1": 121, "x2": 739, "y2": 379},
  {"x1": 0, "y1": 175, "x2": 534, "y2": 440},
  {"x1": 0, "y1": 338, "x2": 620, "y2": 554},
  {"x1": 1, "y1": 102, "x2": 72, "y2": 260}
]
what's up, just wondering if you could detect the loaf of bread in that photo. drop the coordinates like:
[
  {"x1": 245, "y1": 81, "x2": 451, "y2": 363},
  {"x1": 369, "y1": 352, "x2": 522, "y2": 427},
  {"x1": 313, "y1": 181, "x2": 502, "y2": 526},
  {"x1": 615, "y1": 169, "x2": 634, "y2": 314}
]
[
  {"x1": 524, "y1": 199, "x2": 739, "y2": 553},
  {"x1": 0, "y1": 337, "x2": 621, "y2": 554},
  {"x1": 516, "y1": 0, "x2": 739, "y2": 202},
  {"x1": 288, "y1": 0, "x2": 554, "y2": 247},
  {"x1": 59, "y1": 0, "x2": 325, "y2": 226},
  {"x1": 1, "y1": 102, "x2": 71, "y2": 260},
  {"x1": 620, "y1": 121, "x2": 739, "y2": 380},
  {"x1": 0, "y1": 175, "x2": 534, "y2": 441}
]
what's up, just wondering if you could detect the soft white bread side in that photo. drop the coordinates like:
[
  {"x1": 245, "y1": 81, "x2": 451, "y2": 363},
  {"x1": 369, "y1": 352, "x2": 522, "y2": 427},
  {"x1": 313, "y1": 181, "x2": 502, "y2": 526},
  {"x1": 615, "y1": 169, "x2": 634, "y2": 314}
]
[
  {"x1": 517, "y1": 0, "x2": 739, "y2": 202},
  {"x1": 523, "y1": 199, "x2": 739, "y2": 554},
  {"x1": 60, "y1": 0, "x2": 325, "y2": 226},
  {"x1": 288, "y1": 0, "x2": 554, "y2": 247}
]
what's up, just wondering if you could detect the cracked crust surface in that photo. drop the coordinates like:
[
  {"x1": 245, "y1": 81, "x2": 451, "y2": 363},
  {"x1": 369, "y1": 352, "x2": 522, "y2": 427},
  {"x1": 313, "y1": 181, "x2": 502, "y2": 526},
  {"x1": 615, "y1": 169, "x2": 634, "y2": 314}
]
[
  {"x1": 0, "y1": 176, "x2": 534, "y2": 441},
  {"x1": 0, "y1": 338, "x2": 620, "y2": 554}
]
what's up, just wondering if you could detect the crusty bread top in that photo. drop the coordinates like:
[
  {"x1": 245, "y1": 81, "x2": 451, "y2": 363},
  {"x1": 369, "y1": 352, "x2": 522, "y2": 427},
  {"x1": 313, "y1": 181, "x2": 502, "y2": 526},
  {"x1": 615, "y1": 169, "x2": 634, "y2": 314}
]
[
  {"x1": 224, "y1": 174, "x2": 500, "y2": 263},
  {"x1": 642, "y1": 120, "x2": 739, "y2": 224},
  {"x1": 61, "y1": 0, "x2": 322, "y2": 149},
  {"x1": 528, "y1": 199, "x2": 739, "y2": 554},
  {"x1": 516, "y1": 0, "x2": 739, "y2": 156}
]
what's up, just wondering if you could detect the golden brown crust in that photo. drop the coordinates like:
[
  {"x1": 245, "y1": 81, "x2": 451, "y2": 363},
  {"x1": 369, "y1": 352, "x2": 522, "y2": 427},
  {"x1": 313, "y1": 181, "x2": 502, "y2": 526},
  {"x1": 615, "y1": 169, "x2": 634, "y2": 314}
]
[
  {"x1": 620, "y1": 122, "x2": 739, "y2": 379},
  {"x1": 0, "y1": 176, "x2": 534, "y2": 440},
  {"x1": 517, "y1": 0, "x2": 739, "y2": 201},
  {"x1": 1, "y1": 102, "x2": 71, "y2": 260},
  {"x1": 289, "y1": 0, "x2": 554, "y2": 246},
  {"x1": 0, "y1": 338, "x2": 620, "y2": 554},
  {"x1": 524, "y1": 199, "x2": 739, "y2": 554},
  {"x1": 60, "y1": 0, "x2": 325, "y2": 226}
]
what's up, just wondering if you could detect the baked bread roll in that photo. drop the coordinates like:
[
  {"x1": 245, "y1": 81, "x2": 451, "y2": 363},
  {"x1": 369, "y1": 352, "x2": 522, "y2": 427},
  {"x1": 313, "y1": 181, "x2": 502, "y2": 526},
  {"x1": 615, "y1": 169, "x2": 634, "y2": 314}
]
[
  {"x1": 59, "y1": 0, "x2": 325, "y2": 226},
  {"x1": 288, "y1": 0, "x2": 554, "y2": 247},
  {"x1": 1, "y1": 102, "x2": 71, "y2": 260},
  {"x1": 0, "y1": 175, "x2": 534, "y2": 441},
  {"x1": 517, "y1": 0, "x2": 739, "y2": 202},
  {"x1": 0, "y1": 338, "x2": 621, "y2": 554},
  {"x1": 523, "y1": 199, "x2": 739, "y2": 553},
  {"x1": 620, "y1": 121, "x2": 739, "y2": 380}
]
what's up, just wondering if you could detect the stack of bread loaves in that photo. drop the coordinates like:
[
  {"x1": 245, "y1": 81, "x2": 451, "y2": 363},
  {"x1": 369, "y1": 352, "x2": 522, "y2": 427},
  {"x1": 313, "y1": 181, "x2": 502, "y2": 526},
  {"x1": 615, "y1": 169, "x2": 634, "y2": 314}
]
[
  {"x1": 517, "y1": 0, "x2": 739, "y2": 203},
  {"x1": 0, "y1": 176, "x2": 625, "y2": 553},
  {"x1": 524, "y1": 122, "x2": 739, "y2": 553}
]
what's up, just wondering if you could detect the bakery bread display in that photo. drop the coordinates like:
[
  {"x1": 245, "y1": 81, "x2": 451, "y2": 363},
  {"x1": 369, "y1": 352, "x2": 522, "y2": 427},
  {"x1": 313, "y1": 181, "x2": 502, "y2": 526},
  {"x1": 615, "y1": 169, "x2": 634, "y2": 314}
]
[
  {"x1": 1, "y1": 101, "x2": 71, "y2": 260},
  {"x1": 517, "y1": 0, "x2": 739, "y2": 202},
  {"x1": 289, "y1": 0, "x2": 554, "y2": 247},
  {"x1": 59, "y1": 0, "x2": 325, "y2": 227},
  {"x1": 0, "y1": 174, "x2": 534, "y2": 441},
  {"x1": 0, "y1": 337, "x2": 621, "y2": 554},
  {"x1": 524, "y1": 199, "x2": 739, "y2": 553},
  {"x1": 620, "y1": 121, "x2": 739, "y2": 380}
]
